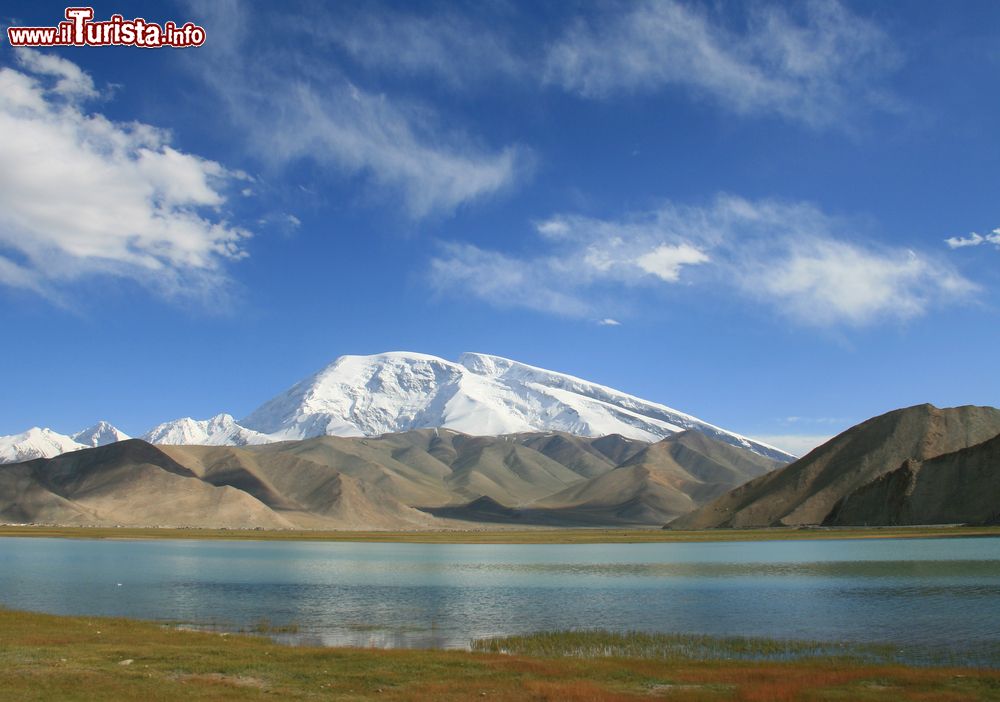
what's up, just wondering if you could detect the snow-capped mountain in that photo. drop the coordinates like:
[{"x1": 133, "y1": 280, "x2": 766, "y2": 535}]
[
  {"x1": 240, "y1": 352, "x2": 792, "y2": 461},
  {"x1": 73, "y1": 421, "x2": 131, "y2": 448},
  {"x1": 141, "y1": 413, "x2": 272, "y2": 447},
  {"x1": 0, "y1": 421, "x2": 130, "y2": 463},
  {"x1": 2, "y1": 353, "x2": 792, "y2": 462},
  {"x1": 0, "y1": 427, "x2": 87, "y2": 463}
]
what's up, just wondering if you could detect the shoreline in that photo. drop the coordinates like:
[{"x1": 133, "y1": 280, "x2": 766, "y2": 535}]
[{"x1": 1, "y1": 523, "x2": 999, "y2": 544}]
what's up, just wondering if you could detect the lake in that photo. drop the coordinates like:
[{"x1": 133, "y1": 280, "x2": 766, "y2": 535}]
[{"x1": 1, "y1": 536, "x2": 999, "y2": 656}]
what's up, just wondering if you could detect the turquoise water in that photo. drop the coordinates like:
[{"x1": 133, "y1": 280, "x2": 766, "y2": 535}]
[{"x1": 1, "y1": 536, "x2": 999, "y2": 652}]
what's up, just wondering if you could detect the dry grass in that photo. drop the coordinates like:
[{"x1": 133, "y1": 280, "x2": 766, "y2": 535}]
[
  {"x1": 1, "y1": 523, "x2": 998, "y2": 544},
  {"x1": 1, "y1": 608, "x2": 999, "y2": 701}
]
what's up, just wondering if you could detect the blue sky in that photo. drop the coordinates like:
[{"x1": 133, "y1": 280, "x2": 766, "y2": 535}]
[{"x1": 1, "y1": 0, "x2": 998, "y2": 454}]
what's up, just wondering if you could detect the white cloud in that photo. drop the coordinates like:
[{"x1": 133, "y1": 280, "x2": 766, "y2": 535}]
[
  {"x1": 598, "y1": 318, "x2": 622, "y2": 326},
  {"x1": 430, "y1": 208, "x2": 716, "y2": 317},
  {"x1": 945, "y1": 230, "x2": 1000, "y2": 249},
  {"x1": 0, "y1": 52, "x2": 249, "y2": 301},
  {"x1": 750, "y1": 434, "x2": 833, "y2": 458},
  {"x1": 534, "y1": 210, "x2": 715, "y2": 286},
  {"x1": 536, "y1": 219, "x2": 570, "y2": 237},
  {"x1": 749, "y1": 239, "x2": 971, "y2": 325},
  {"x1": 185, "y1": 2, "x2": 527, "y2": 219},
  {"x1": 636, "y1": 244, "x2": 710, "y2": 282},
  {"x1": 15, "y1": 49, "x2": 97, "y2": 99},
  {"x1": 430, "y1": 196, "x2": 975, "y2": 327},
  {"x1": 544, "y1": 0, "x2": 900, "y2": 128}
]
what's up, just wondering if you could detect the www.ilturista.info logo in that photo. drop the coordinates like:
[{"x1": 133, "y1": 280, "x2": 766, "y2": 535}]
[{"x1": 6, "y1": 7, "x2": 206, "y2": 48}]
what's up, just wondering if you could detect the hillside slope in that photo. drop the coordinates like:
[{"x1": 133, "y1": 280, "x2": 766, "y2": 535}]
[
  {"x1": 669, "y1": 404, "x2": 1000, "y2": 528},
  {"x1": 824, "y1": 432, "x2": 1000, "y2": 526}
]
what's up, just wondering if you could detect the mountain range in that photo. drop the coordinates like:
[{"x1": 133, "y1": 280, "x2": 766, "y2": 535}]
[
  {"x1": 0, "y1": 429, "x2": 780, "y2": 528},
  {"x1": 4, "y1": 352, "x2": 996, "y2": 530},
  {"x1": 0, "y1": 352, "x2": 791, "y2": 463},
  {"x1": 1, "y1": 401, "x2": 996, "y2": 530},
  {"x1": 0, "y1": 422, "x2": 130, "y2": 464}
]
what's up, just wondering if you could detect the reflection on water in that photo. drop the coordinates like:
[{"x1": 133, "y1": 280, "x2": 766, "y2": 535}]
[{"x1": 1, "y1": 536, "x2": 999, "y2": 652}]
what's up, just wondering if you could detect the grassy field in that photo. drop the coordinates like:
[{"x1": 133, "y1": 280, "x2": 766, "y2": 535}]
[
  {"x1": 1, "y1": 523, "x2": 999, "y2": 544},
  {"x1": 2, "y1": 608, "x2": 999, "y2": 701},
  {"x1": 472, "y1": 630, "x2": 1000, "y2": 670}
]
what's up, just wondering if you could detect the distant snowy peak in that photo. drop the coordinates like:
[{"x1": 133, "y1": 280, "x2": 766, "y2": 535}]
[
  {"x1": 241, "y1": 351, "x2": 793, "y2": 461},
  {"x1": 0, "y1": 421, "x2": 129, "y2": 464},
  {"x1": 0, "y1": 427, "x2": 86, "y2": 464},
  {"x1": 72, "y1": 421, "x2": 130, "y2": 448},
  {"x1": 142, "y1": 413, "x2": 272, "y2": 447}
]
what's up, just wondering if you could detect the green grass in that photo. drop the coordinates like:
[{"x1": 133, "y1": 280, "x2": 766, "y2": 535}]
[
  {"x1": 2, "y1": 608, "x2": 999, "y2": 701},
  {"x1": 1, "y1": 523, "x2": 998, "y2": 544},
  {"x1": 471, "y1": 630, "x2": 1000, "y2": 669}
]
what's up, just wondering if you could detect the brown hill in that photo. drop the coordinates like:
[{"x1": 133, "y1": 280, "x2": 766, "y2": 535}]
[
  {"x1": 517, "y1": 431, "x2": 780, "y2": 525},
  {"x1": 0, "y1": 429, "x2": 784, "y2": 530},
  {"x1": 157, "y1": 443, "x2": 439, "y2": 529},
  {"x1": 423, "y1": 432, "x2": 780, "y2": 526},
  {"x1": 0, "y1": 440, "x2": 294, "y2": 528},
  {"x1": 669, "y1": 404, "x2": 1000, "y2": 529},
  {"x1": 824, "y1": 432, "x2": 1000, "y2": 526}
]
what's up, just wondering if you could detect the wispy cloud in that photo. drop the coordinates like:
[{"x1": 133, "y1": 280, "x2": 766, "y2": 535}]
[
  {"x1": 305, "y1": 7, "x2": 526, "y2": 90},
  {"x1": 430, "y1": 196, "x2": 975, "y2": 327},
  {"x1": 0, "y1": 51, "x2": 249, "y2": 302},
  {"x1": 259, "y1": 0, "x2": 900, "y2": 132},
  {"x1": 945, "y1": 229, "x2": 1000, "y2": 249},
  {"x1": 185, "y1": 2, "x2": 528, "y2": 219},
  {"x1": 751, "y1": 240, "x2": 973, "y2": 326},
  {"x1": 430, "y1": 208, "x2": 715, "y2": 317},
  {"x1": 429, "y1": 242, "x2": 592, "y2": 317},
  {"x1": 598, "y1": 318, "x2": 622, "y2": 326},
  {"x1": 544, "y1": 0, "x2": 901, "y2": 128}
]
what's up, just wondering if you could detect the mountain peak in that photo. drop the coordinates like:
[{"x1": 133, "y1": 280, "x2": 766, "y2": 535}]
[
  {"x1": 0, "y1": 426, "x2": 87, "y2": 464},
  {"x1": 142, "y1": 414, "x2": 271, "y2": 447},
  {"x1": 240, "y1": 351, "x2": 792, "y2": 461},
  {"x1": 72, "y1": 421, "x2": 130, "y2": 448},
  {"x1": 457, "y1": 352, "x2": 516, "y2": 376}
]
